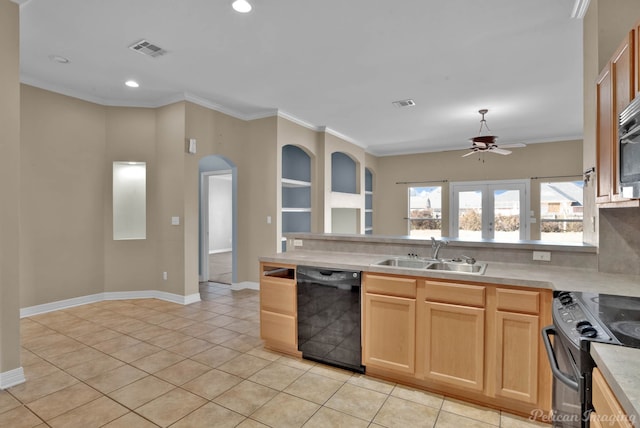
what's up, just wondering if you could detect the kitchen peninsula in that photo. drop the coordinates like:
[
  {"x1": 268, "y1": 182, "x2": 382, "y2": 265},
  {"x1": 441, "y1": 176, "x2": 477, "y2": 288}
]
[{"x1": 259, "y1": 233, "x2": 640, "y2": 424}]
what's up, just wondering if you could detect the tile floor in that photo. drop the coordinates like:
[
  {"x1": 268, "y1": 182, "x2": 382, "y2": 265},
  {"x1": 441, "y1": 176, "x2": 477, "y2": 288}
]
[
  {"x1": 0, "y1": 283, "x2": 549, "y2": 427},
  {"x1": 208, "y1": 252, "x2": 232, "y2": 284}
]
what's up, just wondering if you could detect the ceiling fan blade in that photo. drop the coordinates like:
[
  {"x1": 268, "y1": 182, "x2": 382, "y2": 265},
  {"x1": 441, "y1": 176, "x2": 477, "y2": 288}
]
[
  {"x1": 490, "y1": 148, "x2": 512, "y2": 155},
  {"x1": 462, "y1": 151, "x2": 477, "y2": 157},
  {"x1": 499, "y1": 143, "x2": 526, "y2": 149}
]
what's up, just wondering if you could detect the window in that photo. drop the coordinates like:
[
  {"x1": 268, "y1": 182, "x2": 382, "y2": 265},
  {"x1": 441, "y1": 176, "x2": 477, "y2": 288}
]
[
  {"x1": 540, "y1": 181, "x2": 583, "y2": 243},
  {"x1": 450, "y1": 180, "x2": 529, "y2": 241},
  {"x1": 408, "y1": 186, "x2": 442, "y2": 238}
]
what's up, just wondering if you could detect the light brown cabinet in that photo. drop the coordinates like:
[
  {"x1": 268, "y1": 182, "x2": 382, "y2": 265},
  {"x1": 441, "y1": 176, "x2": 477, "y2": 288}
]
[
  {"x1": 590, "y1": 367, "x2": 634, "y2": 428},
  {"x1": 493, "y1": 288, "x2": 541, "y2": 404},
  {"x1": 363, "y1": 274, "x2": 416, "y2": 374},
  {"x1": 420, "y1": 281, "x2": 485, "y2": 391},
  {"x1": 597, "y1": 30, "x2": 636, "y2": 205},
  {"x1": 259, "y1": 263, "x2": 299, "y2": 355}
]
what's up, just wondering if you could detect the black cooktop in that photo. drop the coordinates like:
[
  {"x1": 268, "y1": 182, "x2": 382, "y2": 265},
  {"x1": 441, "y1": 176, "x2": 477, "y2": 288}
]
[{"x1": 573, "y1": 292, "x2": 640, "y2": 348}]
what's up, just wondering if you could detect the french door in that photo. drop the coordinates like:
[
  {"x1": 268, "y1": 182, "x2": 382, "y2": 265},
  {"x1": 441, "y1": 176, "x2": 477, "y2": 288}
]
[{"x1": 450, "y1": 180, "x2": 529, "y2": 241}]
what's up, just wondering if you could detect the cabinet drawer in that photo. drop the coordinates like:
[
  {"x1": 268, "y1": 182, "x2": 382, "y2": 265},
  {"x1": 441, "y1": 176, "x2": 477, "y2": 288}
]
[
  {"x1": 260, "y1": 310, "x2": 296, "y2": 346},
  {"x1": 496, "y1": 288, "x2": 539, "y2": 314},
  {"x1": 424, "y1": 280, "x2": 485, "y2": 307},
  {"x1": 364, "y1": 274, "x2": 416, "y2": 298},
  {"x1": 261, "y1": 278, "x2": 296, "y2": 315}
]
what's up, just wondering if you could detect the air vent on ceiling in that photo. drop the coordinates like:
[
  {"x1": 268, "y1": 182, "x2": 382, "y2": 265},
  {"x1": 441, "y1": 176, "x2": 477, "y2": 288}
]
[
  {"x1": 392, "y1": 99, "x2": 416, "y2": 108},
  {"x1": 128, "y1": 40, "x2": 167, "y2": 58}
]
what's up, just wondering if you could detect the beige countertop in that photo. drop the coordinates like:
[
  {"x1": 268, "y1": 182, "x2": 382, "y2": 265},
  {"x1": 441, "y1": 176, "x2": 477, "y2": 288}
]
[
  {"x1": 260, "y1": 249, "x2": 640, "y2": 417},
  {"x1": 260, "y1": 250, "x2": 640, "y2": 297},
  {"x1": 591, "y1": 343, "x2": 640, "y2": 425}
]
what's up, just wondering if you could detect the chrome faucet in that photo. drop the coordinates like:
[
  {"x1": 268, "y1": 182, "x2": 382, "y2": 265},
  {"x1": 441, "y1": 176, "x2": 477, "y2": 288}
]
[{"x1": 431, "y1": 237, "x2": 449, "y2": 260}]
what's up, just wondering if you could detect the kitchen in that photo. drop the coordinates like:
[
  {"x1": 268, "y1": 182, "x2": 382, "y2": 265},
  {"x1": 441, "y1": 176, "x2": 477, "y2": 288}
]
[{"x1": 2, "y1": 0, "x2": 640, "y2": 427}]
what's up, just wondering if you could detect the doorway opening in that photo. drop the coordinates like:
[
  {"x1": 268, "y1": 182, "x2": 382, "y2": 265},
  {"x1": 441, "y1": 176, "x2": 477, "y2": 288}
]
[{"x1": 199, "y1": 156, "x2": 237, "y2": 285}]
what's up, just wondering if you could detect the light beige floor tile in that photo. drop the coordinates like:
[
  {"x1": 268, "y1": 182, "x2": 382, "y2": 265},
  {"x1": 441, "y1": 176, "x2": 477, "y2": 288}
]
[
  {"x1": 213, "y1": 380, "x2": 278, "y2": 416},
  {"x1": 26, "y1": 382, "x2": 102, "y2": 421},
  {"x1": 0, "y1": 405, "x2": 43, "y2": 428},
  {"x1": 101, "y1": 411, "x2": 159, "y2": 428},
  {"x1": 251, "y1": 392, "x2": 319, "y2": 428},
  {"x1": 390, "y1": 384, "x2": 444, "y2": 409},
  {"x1": 108, "y1": 376, "x2": 175, "y2": 409},
  {"x1": 197, "y1": 327, "x2": 239, "y2": 344},
  {"x1": 307, "y1": 364, "x2": 352, "y2": 382},
  {"x1": 441, "y1": 398, "x2": 501, "y2": 426},
  {"x1": 64, "y1": 354, "x2": 124, "y2": 380},
  {"x1": 348, "y1": 373, "x2": 395, "y2": 394},
  {"x1": 22, "y1": 333, "x2": 72, "y2": 352},
  {"x1": 302, "y1": 406, "x2": 369, "y2": 428},
  {"x1": 142, "y1": 313, "x2": 179, "y2": 325},
  {"x1": 284, "y1": 372, "x2": 344, "y2": 404},
  {"x1": 135, "y1": 388, "x2": 206, "y2": 427},
  {"x1": 434, "y1": 411, "x2": 497, "y2": 428},
  {"x1": 145, "y1": 331, "x2": 192, "y2": 349},
  {"x1": 501, "y1": 412, "x2": 550, "y2": 427},
  {"x1": 324, "y1": 383, "x2": 388, "y2": 421},
  {"x1": 167, "y1": 337, "x2": 214, "y2": 357},
  {"x1": 43, "y1": 346, "x2": 105, "y2": 369},
  {"x1": 91, "y1": 335, "x2": 142, "y2": 354},
  {"x1": 108, "y1": 318, "x2": 150, "y2": 334},
  {"x1": 20, "y1": 349, "x2": 41, "y2": 366},
  {"x1": 158, "y1": 317, "x2": 196, "y2": 331},
  {"x1": 221, "y1": 334, "x2": 264, "y2": 352},
  {"x1": 22, "y1": 359, "x2": 60, "y2": 381},
  {"x1": 0, "y1": 390, "x2": 22, "y2": 414},
  {"x1": 277, "y1": 355, "x2": 316, "y2": 372},
  {"x1": 129, "y1": 350, "x2": 185, "y2": 373},
  {"x1": 217, "y1": 354, "x2": 272, "y2": 378},
  {"x1": 32, "y1": 338, "x2": 85, "y2": 359},
  {"x1": 8, "y1": 369, "x2": 78, "y2": 403},
  {"x1": 248, "y1": 362, "x2": 306, "y2": 391},
  {"x1": 48, "y1": 396, "x2": 128, "y2": 428},
  {"x1": 236, "y1": 418, "x2": 269, "y2": 427},
  {"x1": 203, "y1": 315, "x2": 235, "y2": 328},
  {"x1": 127, "y1": 325, "x2": 173, "y2": 341},
  {"x1": 74, "y1": 328, "x2": 123, "y2": 346},
  {"x1": 373, "y1": 396, "x2": 439, "y2": 428},
  {"x1": 191, "y1": 346, "x2": 240, "y2": 368},
  {"x1": 181, "y1": 368, "x2": 243, "y2": 400},
  {"x1": 110, "y1": 342, "x2": 162, "y2": 363},
  {"x1": 245, "y1": 346, "x2": 283, "y2": 362},
  {"x1": 154, "y1": 359, "x2": 211, "y2": 386},
  {"x1": 84, "y1": 364, "x2": 148, "y2": 393},
  {"x1": 171, "y1": 402, "x2": 245, "y2": 428}
]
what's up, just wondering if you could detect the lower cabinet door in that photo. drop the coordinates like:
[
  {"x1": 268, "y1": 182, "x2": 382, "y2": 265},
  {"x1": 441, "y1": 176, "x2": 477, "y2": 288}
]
[
  {"x1": 423, "y1": 301, "x2": 485, "y2": 391},
  {"x1": 495, "y1": 311, "x2": 539, "y2": 403},
  {"x1": 260, "y1": 309, "x2": 296, "y2": 349},
  {"x1": 364, "y1": 293, "x2": 416, "y2": 374}
]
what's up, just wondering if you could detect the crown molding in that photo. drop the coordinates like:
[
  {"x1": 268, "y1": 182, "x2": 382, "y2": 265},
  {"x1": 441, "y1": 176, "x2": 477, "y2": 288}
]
[{"x1": 11, "y1": 0, "x2": 31, "y2": 5}]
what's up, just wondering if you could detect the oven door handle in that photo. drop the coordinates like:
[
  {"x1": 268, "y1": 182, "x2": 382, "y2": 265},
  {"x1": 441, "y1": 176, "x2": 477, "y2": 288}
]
[{"x1": 541, "y1": 326, "x2": 580, "y2": 391}]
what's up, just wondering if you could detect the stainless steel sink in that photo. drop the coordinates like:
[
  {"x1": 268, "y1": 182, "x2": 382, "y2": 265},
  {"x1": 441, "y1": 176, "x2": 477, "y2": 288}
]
[
  {"x1": 375, "y1": 257, "x2": 432, "y2": 269},
  {"x1": 425, "y1": 261, "x2": 487, "y2": 274},
  {"x1": 373, "y1": 258, "x2": 487, "y2": 275}
]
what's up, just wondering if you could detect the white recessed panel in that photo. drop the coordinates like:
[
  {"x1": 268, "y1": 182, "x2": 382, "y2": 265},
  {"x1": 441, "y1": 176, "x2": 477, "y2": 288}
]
[{"x1": 113, "y1": 161, "x2": 146, "y2": 240}]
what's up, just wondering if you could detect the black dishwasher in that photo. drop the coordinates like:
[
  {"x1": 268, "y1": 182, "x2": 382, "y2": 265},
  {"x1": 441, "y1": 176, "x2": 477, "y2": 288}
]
[{"x1": 296, "y1": 266, "x2": 364, "y2": 373}]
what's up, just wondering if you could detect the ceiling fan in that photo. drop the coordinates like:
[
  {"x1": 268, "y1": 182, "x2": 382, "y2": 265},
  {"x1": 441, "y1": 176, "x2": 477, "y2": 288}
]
[{"x1": 463, "y1": 109, "x2": 526, "y2": 157}]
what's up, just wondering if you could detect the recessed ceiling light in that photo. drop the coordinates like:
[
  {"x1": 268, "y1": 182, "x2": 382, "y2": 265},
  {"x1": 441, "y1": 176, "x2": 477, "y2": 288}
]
[
  {"x1": 232, "y1": 0, "x2": 252, "y2": 13},
  {"x1": 125, "y1": 80, "x2": 139, "y2": 88},
  {"x1": 48, "y1": 54, "x2": 70, "y2": 64}
]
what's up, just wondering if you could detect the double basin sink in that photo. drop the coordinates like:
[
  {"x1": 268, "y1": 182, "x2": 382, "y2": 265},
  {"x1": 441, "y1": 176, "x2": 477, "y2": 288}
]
[{"x1": 374, "y1": 257, "x2": 487, "y2": 275}]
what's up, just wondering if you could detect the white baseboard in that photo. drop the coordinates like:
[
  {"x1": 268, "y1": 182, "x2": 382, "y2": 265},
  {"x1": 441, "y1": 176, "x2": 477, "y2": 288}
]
[
  {"x1": 230, "y1": 281, "x2": 259, "y2": 291},
  {"x1": 209, "y1": 248, "x2": 232, "y2": 254},
  {"x1": 20, "y1": 290, "x2": 202, "y2": 318},
  {"x1": 0, "y1": 367, "x2": 25, "y2": 389}
]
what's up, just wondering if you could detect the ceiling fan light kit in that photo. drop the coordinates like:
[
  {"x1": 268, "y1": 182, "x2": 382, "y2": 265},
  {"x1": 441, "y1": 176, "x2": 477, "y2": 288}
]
[{"x1": 464, "y1": 109, "x2": 525, "y2": 158}]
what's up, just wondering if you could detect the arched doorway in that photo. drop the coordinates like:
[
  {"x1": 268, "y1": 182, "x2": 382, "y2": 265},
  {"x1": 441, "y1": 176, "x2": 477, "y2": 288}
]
[{"x1": 199, "y1": 155, "x2": 237, "y2": 284}]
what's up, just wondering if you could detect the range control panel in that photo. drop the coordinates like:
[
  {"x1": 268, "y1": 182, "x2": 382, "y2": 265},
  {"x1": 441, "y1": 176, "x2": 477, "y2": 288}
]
[{"x1": 553, "y1": 291, "x2": 617, "y2": 346}]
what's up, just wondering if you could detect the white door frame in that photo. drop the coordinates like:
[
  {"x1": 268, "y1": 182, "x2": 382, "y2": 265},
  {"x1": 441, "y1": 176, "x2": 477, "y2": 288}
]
[{"x1": 200, "y1": 169, "x2": 235, "y2": 283}]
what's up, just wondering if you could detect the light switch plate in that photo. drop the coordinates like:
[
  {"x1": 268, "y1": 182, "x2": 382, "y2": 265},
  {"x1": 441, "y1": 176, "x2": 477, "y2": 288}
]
[{"x1": 171, "y1": 216, "x2": 180, "y2": 225}]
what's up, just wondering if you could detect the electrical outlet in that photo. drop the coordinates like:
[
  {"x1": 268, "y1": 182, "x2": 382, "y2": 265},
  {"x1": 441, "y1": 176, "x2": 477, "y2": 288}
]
[
  {"x1": 162, "y1": 272, "x2": 168, "y2": 280},
  {"x1": 294, "y1": 239, "x2": 303, "y2": 247},
  {"x1": 533, "y1": 251, "x2": 551, "y2": 261}
]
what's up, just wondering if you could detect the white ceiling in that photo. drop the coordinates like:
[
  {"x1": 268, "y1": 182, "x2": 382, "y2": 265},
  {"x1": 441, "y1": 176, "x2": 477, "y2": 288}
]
[{"x1": 17, "y1": 0, "x2": 584, "y2": 156}]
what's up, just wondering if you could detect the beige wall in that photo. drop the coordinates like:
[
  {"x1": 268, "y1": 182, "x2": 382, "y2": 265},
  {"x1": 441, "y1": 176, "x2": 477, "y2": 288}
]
[
  {"x1": 0, "y1": 0, "x2": 21, "y2": 376},
  {"x1": 374, "y1": 140, "x2": 583, "y2": 236}
]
